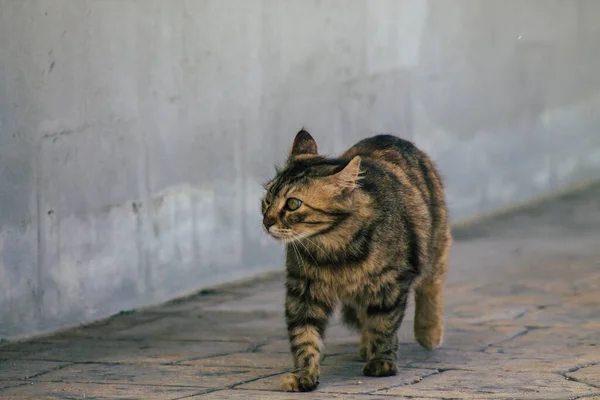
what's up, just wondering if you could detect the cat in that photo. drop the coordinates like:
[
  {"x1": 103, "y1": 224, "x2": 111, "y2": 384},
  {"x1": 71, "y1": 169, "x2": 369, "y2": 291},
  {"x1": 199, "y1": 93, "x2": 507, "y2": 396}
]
[{"x1": 261, "y1": 129, "x2": 452, "y2": 392}]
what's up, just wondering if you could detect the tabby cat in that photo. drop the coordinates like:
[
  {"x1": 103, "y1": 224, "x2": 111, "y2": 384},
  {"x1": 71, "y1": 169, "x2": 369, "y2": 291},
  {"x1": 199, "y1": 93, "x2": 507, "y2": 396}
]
[{"x1": 261, "y1": 129, "x2": 451, "y2": 392}]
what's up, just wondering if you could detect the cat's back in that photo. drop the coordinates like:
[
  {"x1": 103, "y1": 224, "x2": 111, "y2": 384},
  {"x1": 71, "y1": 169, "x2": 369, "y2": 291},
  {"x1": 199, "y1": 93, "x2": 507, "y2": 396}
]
[
  {"x1": 343, "y1": 134, "x2": 419, "y2": 157},
  {"x1": 342, "y1": 134, "x2": 426, "y2": 168},
  {"x1": 342, "y1": 134, "x2": 444, "y2": 197},
  {"x1": 342, "y1": 134, "x2": 450, "y2": 277}
]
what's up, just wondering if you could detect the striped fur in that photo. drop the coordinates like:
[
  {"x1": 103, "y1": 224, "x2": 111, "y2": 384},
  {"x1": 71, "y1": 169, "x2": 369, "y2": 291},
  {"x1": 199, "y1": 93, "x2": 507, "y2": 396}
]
[{"x1": 262, "y1": 130, "x2": 452, "y2": 392}]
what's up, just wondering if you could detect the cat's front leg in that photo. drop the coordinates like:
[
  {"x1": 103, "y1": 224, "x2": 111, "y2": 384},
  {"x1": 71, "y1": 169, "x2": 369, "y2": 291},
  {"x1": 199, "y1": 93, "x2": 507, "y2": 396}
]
[
  {"x1": 361, "y1": 286, "x2": 410, "y2": 377},
  {"x1": 280, "y1": 283, "x2": 332, "y2": 392}
]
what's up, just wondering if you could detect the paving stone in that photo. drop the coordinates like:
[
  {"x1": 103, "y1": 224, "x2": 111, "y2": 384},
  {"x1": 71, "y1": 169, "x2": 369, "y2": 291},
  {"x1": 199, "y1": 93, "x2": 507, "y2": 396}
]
[
  {"x1": 256, "y1": 335, "x2": 370, "y2": 356},
  {"x1": 374, "y1": 369, "x2": 600, "y2": 399},
  {"x1": 501, "y1": 353, "x2": 600, "y2": 374},
  {"x1": 522, "y1": 304, "x2": 600, "y2": 326},
  {"x1": 436, "y1": 323, "x2": 530, "y2": 351},
  {"x1": 257, "y1": 339, "x2": 291, "y2": 354},
  {"x1": 0, "y1": 340, "x2": 72, "y2": 361},
  {"x1": 396, "y1": 346, "x2": 503, "y2": 370},
  {"x1": 195, "y1": 389, "x2": 409, "y2": 399},
  {"x1": 141, "y1": 298, "x2": 234, "y2": 317},
  {"x1": 0, "y1": 381, "x2": 205, "y2": 400},
  {"x1": 398, "y1": 342, "x2": 598, "y2": 376},
  {"x1": 0, "y1": 381, "x2": 26, "y2": 390},
  {"x1": 12, "y1": 338, "x2": 251, "y2": 364},
  {"x1": 109, "y1": 312, "x2": 286, "y2": 342},
  {"x1": 447, "y1": 305, "x2": 531, "y2": 326},
  {"x1": 483, "y1": 327, "x2": 600, "y2": 368},
  {"x1": 211, "y1": 273, "x2": 285, "y2": 297},
  {"x1": 317, "y1": 367, "x2": 439, "y2": 394},
  {"x1": 142, "y1": 277, "x2": 285, "y2": 317},
  {"x1": 53, "y1": 312, "x2": 165, "y2": 340},
  {"x1": 235, "y1": 356, "x2": 437, "y2": 395},
  {"x1": 202, "y1": 288, "x2": 286, "y2": 313},
  {"x1": 145, "y1": 292, "x2": 240, "y2": 313},
  {"x1": 468, "y1": 281, "x2": 558, "y2": 300},
  {"x1": 567, "y1": 364, "x2": 600, "y2": 388},
  {"x1": 35, "y1": 363, "x2": 280, "y2": 388},
  {"x1": 185, "y1": 352, "x2": 292, "y2": 369},
  {"x1": 0, "y1": 360, "x2": 69, "y2": 381},
  {"x1": 580, "y1": 320, "x2": 600, "y2": 332}
]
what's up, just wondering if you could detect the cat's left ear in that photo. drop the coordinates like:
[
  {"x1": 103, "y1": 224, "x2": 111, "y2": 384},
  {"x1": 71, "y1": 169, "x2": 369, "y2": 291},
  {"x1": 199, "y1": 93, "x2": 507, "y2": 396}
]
[
  {"x1": 289, "y1": 129, "x2": 318, "y2": 159},
  {"x1": 332, "y1": 156, "x2": 362, "y2": 194}
]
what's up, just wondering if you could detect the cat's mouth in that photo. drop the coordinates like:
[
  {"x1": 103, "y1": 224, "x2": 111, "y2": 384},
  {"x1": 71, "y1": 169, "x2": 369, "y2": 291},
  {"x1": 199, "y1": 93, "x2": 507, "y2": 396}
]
[
  {"x1": 267, "y1": 226, "x2": 327, "y2": 244},
  {"x1": 268, "y1": 226, "x2": 316, "y2": 243},
  {"x1": 267, "y1": 226, "x2": 295, "y2": 240}
]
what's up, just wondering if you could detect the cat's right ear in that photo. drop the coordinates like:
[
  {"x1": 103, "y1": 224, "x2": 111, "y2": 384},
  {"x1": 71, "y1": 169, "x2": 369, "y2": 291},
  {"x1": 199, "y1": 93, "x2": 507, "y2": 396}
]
[
  {"x1": 289, "y1": 128, "x2": 318, "y2": 159},
  {"x1": 331, "y1": 156, "x2": 362, "y2": 194}
]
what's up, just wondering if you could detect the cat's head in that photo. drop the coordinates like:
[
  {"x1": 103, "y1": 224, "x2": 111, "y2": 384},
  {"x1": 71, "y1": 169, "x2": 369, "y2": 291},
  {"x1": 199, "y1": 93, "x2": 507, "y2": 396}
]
[{"x1": 261, "y1": 129, "x2": 362, "y2": 242}]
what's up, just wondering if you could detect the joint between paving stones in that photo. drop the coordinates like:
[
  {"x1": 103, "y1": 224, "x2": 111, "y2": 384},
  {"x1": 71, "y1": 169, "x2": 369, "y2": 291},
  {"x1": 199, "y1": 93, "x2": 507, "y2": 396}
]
[
  {"x1": 365, "y1": 368, "x2": 443, "y2": 394},
  {"x1": 230, "y1": 371, "x2": 288, "y2": 389},
  {"x1": 559, "y1": 362, "x2": 600, "y2": 390}
]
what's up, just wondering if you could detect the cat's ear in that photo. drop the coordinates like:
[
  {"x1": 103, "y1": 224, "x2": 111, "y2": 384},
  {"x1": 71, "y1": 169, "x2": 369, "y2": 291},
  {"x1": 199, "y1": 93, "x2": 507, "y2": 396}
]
[
  {"x1": 289, "y1": 128, "x2": 318, "y2": 158},
  {"x1": 332, "y1": 156, "x2": 362, "y2": 193}
]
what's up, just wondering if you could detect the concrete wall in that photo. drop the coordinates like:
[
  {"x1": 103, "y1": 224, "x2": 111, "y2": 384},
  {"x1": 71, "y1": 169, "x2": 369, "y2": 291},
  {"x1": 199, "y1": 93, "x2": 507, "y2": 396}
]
[{"x1": 1, "y1": 0, "x2": 600, "y2": 340}]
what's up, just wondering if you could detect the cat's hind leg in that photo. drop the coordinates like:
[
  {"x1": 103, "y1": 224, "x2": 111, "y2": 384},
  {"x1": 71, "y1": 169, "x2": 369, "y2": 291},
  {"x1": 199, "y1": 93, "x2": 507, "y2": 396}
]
[
  {"x1": 413, "y1": 248, "x2": 448, "y2": 349},
  {"x1": 361, "y1": 284, "x2": 411, "y2": 377}
]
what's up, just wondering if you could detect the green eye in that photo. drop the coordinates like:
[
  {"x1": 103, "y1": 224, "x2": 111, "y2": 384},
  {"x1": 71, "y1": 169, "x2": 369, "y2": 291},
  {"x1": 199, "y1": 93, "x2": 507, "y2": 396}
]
[{"x1": 286, "y1": 198, "x2": 302, "y2": 211}]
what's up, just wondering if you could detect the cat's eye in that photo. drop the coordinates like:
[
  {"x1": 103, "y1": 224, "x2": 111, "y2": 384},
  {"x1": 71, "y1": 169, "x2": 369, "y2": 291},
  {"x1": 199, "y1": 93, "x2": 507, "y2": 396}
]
[{"x1": 285, "y1": 198, "x2": 302, "y2": 211}]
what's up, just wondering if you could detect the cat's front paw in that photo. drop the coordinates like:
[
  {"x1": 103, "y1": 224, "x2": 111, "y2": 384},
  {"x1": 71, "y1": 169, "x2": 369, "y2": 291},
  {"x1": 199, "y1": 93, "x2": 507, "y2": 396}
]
[
  {"x1": 280, "y1": 371, "x2": 319, "y2": 392},
  {"x1": 362, "y1": 358, "x2": 397, "y2": 377}
]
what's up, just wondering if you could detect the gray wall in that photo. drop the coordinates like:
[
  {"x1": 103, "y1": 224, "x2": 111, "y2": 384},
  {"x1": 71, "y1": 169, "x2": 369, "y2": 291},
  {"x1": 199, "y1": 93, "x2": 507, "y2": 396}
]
[{"x1": 1, "y1": 0, "x2": 600, "y2": 340}]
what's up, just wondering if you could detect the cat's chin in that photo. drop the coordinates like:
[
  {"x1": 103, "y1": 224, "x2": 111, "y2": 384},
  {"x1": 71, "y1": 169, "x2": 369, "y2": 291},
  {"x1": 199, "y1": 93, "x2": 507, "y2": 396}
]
[
  {"x1": 280, "y1": 235, "x2": 312, "y2": 245},
  {"x1": 268, "y1": 232, "x2": 297, "y2": 242},
  {"x1": 280, "y1": 235, "x2": 305, "y2": 244},
  {"x1": 268, "y1": 228, "x2": 318, "y2": 242}
]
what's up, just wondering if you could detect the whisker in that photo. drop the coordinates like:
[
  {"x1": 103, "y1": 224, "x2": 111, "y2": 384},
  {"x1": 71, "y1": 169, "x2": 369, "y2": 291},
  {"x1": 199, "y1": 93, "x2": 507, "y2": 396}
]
[
  {"x1": 291, "y1": 242, "x2": 303, "y2": 269},
  {"x1": 290, "y1": 240, "x2": 309, "y2": 283},
  {"x1": 300, "y1": 235, "x2": 335, "y2": 264},
  {"x1": 296, "y1": 236, "x2": 319, "y2": 266},
  {"x1": 269, "y1": 227, "x2": 331, "y2": 267}
]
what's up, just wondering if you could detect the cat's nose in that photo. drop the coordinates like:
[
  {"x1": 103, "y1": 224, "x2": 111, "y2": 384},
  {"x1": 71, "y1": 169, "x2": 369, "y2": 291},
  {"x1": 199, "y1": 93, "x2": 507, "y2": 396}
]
[{"x1": 263, "y1": 215, "x2": 277, "y2": 230}]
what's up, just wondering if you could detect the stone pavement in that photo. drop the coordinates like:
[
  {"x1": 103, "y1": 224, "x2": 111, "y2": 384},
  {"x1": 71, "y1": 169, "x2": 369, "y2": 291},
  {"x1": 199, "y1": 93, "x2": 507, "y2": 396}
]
[{"x1": 2, "y1": 183, "x2": 600, "y2": 400}]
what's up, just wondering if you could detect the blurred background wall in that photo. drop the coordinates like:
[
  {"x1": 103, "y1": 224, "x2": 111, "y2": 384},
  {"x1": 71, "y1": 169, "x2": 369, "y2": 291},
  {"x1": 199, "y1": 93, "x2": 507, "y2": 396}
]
[{"x1": 1, "y1": 0, "x2": 600, "y2": 339}]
